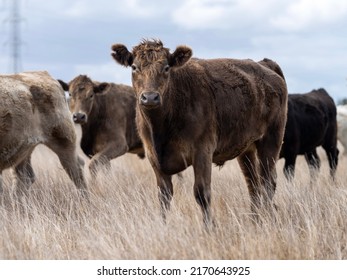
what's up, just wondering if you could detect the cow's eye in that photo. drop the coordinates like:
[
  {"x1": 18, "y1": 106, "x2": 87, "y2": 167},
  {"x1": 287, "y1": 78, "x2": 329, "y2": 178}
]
[
  {"x1": 163, "y1": 65, "x2": 170, "y2": 73},
  {"x1": 89, "y1": 93, "x2": 94, "y2": 99}
]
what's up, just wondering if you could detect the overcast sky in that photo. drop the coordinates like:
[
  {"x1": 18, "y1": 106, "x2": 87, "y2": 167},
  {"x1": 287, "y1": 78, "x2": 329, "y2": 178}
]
[{"x1": 1, "y1": 0, "x2": 346, "y2": 101}]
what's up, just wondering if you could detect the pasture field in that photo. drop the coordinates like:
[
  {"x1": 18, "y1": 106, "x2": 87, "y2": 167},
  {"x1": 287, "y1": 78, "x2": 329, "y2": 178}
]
[{"x1": 1, "y1": 138, "x2": 347, "y2": 259}]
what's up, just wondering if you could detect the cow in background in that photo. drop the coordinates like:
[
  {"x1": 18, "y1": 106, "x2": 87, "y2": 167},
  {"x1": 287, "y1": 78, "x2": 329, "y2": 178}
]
[
  {"x1": 111, "y1": 39, "x2": 288, "y2": 225},
  {"x1": 337, "y1": 104, "x2": 347, "y2": 155},
  {"x1": 279, "y1": 88, "x2": 338, "y2": 181},
  {"x1": 0, "y1": 71, "x2": 87, "y2": 195},
  {"x1": 58, "y1": 76, "x2": 144, "y2": 178}
]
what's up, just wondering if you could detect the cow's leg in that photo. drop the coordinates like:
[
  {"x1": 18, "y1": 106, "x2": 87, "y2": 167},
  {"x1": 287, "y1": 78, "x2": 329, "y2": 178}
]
[
  {"x1": 283, "y1": 155, "x2": 297, "y2": 181},
  {"x1": 89, "y1": 154, "x2": 111, "y2": 178},
  {"x1": 237, "y1": 148, "x2": 261, "y2": 212},
  {"x1": 13, "y1": 154, "x2": 36, "y2": 195},
  {"x1": 89, "y1": 141, "x2": 128, "y2": 178},
  {"x1": 304, "y1": 150, "x2": 320, "y2": 183},
  {"x1": 54, "y1": 146, "x2": 88, "y2": 195},
  {"x1": 305, "y1": 150, "x2": 321, "y2": 169},
  {"x1": 154, "y1": 169, "x2": 173, "y2": 222},
  {"x1": 323, "y1": 123, "x2": 339, "y2": 179},
  {"x1": 325, "y1": 148, "x2": 339, "y2": 180},
  {"x1": 46, "y1": 135, "x2": 87, "y2": 196},
  {"x1": 192, "y1": 151, "x2": 213, "y2": 226},
  {"x1": 322, "y1": 143, "x2": 339, "y2": 180},
  {"x1": 57, "y1": 148, "x2": 87, "y2": 193},
  {"x1": 256, "y1": 130, "x2": 283, "y2": 208}
]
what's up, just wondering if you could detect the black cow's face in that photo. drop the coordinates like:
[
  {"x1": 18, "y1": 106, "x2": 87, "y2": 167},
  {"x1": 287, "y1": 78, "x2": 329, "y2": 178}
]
[{"x1": 111, "y1": 40, "x2": 192, "y2": 110}]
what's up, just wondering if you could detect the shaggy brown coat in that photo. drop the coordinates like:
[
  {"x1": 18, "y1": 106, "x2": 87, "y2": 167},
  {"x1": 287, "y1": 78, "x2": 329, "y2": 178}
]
[
  {"x1": 0, "y1": 71, "x2": 87, "y2": 194},
  {"x1": 111, "y1": 40, "x2": 288, "y2": 224},
  {"x1": 58, "y1": 76, "x2": 143, "y2": 177}
]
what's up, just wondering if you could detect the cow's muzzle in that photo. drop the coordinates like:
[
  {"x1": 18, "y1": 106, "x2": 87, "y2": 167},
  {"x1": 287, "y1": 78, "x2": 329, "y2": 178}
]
[
  {"x1": 73, "y1": 112, "x2": 87, "y2": 124},
  {"x1": 140, "y1": 92, "x2": 161, "y2": 108}
]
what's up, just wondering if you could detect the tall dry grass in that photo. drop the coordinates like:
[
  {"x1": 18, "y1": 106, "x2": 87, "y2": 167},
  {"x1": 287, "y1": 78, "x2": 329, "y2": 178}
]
[{"x1": 0, "y1": 141, "x2": 347, "y2": 259}]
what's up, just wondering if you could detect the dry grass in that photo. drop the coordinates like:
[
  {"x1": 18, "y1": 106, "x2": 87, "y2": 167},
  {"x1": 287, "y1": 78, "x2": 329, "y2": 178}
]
[{"x1": 1, "y1": 142, "x2": 347, "y2": 260}]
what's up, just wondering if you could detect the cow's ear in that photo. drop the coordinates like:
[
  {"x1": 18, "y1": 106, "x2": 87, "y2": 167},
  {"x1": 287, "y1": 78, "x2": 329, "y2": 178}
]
[
  {"x1": 169, "y1": 45, "x2": 192, "y2": 68},
  {"x1": 111, "y1": 44, "x2": 133, "y2": 67},
  {"x1": 58, "y1": 79, "x2": 69, "y2": 91},
  {"x1": 93, "y1": 82, "x2": 109, "y2": 94}
]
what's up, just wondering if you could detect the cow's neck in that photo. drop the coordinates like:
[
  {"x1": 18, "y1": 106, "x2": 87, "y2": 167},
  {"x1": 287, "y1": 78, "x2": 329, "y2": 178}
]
[
  {"x1": 139, "y1": 91, "x2": 181, "y2": 162},
  {"x1": 141, "y1": 106, "x2": 166, "y2": 137},
  {"x1": 139, "y1": 105, "x2": 165, "y2": 159},
  {"x1": 79, "y1": 124, "x2": 93, "y2": 157},
  {"x1": 80, "y1": 97, "x2": 107, "y2": 157},
  {"x1": 92, "y1": 96, "x2": 107, "y2": 120}
]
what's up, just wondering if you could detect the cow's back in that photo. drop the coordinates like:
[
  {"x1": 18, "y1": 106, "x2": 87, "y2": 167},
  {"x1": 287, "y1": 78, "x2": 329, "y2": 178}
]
[
  {"x1": 105, "y1": 83, "x2": 136, "y2": 122},
  {"x1": 306, "y1": 89, "x2": 336, "y2": 119}
]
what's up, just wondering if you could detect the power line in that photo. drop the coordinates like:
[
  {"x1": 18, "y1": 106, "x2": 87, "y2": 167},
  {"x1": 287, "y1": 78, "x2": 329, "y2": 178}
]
[{"x1": 5, "y1": 0, "x2": 23, "y2": 73}]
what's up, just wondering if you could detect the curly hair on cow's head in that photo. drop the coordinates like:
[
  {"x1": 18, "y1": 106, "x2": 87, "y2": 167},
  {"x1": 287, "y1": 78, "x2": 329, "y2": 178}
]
[
  {"x1": 137, "y1": 38, "x2": 163, "y2": 50},
  {"x1": 133, "y1": 39, "x2": 170, "y2": 62}
]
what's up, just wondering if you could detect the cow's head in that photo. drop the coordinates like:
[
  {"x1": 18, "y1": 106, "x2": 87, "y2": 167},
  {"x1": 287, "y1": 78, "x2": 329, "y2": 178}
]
[
  {"x1": 111, "y1": 39, "x2": 192, "y2": 109},
  {"x1": 58, "y1": 75, "x2": 108, "y2": 124}
]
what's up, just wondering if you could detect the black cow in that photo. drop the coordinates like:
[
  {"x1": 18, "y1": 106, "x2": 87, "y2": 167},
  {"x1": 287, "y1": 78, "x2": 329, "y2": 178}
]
[{"x1": 279, "y1": 88, "x2": 338, "y2": 180}]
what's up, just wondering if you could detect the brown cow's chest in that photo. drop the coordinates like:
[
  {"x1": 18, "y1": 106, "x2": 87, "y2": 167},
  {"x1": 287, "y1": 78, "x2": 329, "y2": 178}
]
[{"x1": 145, "y1": 133, "x2": 192, "y2": 175}]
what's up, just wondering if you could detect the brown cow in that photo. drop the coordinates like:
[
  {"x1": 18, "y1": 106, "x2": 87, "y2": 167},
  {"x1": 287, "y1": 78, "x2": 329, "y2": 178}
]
[
  {"x1": 58, "y1": 75, "x2": 144, "y2": 177},
  {"x1": 58, "y1": 75, "x2": 144, "y2": 176},
  {"x1": 111, "y1": 39, "x2": 288, "y2": 225},
  {"x1": 0, "y1": 71, "x2": 87, "y2": 195}
]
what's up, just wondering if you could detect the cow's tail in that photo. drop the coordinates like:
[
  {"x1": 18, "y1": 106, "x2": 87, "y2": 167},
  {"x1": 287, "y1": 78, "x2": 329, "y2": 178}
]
[{"x1": 258, "y1": 58, "x2": 285, "y2": 81}]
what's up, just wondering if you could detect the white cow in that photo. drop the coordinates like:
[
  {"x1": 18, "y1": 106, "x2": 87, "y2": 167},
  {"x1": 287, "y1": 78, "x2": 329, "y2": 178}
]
[
  {"x1": 337, "y1": 104, "x2": 347, "y2": 155},
  {"x1": 0, "y1": 71, "x2": 87, "y2": 195}
]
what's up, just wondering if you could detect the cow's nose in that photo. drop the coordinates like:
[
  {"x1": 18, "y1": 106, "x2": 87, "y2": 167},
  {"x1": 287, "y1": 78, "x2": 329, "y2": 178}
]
[
  {"x1": 140, "y1": 92, "x2": 161, "y2": 108},
  {"x1": 73, "y1": 112, "x2": 87, "y2": 124}
]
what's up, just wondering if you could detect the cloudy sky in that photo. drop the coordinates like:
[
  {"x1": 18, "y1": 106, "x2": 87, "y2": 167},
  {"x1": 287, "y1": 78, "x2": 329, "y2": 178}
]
[{"x1": 1, "y1": 0, "x2": 346, "y2": 101}]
